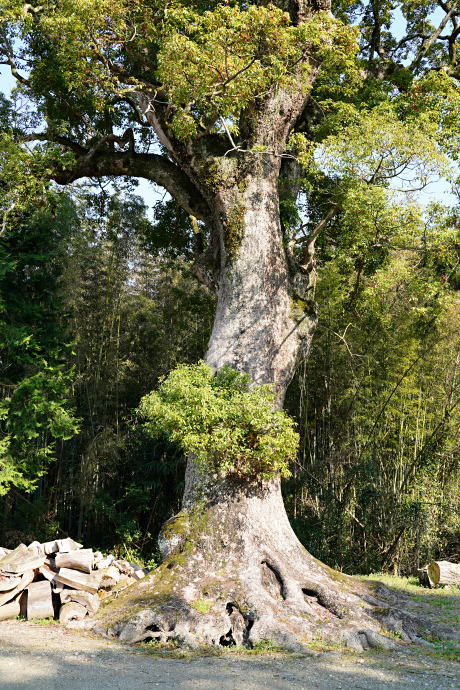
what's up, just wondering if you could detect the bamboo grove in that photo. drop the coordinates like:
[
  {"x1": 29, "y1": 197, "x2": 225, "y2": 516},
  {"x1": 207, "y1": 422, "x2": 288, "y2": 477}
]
[
  {"x1": 1, "y1": 180, "x2": 460, "y2": 575},
  {"x1": 1, "y1": 0, "x2": 460, "y2": 576}
]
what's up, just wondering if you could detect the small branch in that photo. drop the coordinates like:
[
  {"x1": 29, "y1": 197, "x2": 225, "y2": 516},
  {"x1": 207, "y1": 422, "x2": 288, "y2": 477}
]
[
  {"x1": 125, "y1": 24, "x2": 137, "y2": 44},
  {"x1": 317, "y1": 323, "x2": 356, "y2": 360},
  {"x1": 219, "y1": 115, "x2": 241, "y2": 154},
  {"x1": 80, "y1": 128, "x2": 135, "y2": 165},
  {"x1": 301, "y1": 204, "x2": 340, "y2": 269},
  {"x1": 410, "y1": 3, "x2": 459, "y2": 70},
  {"x1": 111, "y1": 96, "x2": 151, "y2": 127},
  {"x1": 211, "y1": 58, "x2": 257, "y2": 94},
  {"x1": 0, "y1": 33, "x2": 31, "y2": 86}
]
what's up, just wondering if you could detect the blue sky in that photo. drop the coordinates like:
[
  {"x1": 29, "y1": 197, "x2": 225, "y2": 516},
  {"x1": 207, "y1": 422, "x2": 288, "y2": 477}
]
[{"x1": 0, "y1": 64, "x2": 163, "y2": 214}]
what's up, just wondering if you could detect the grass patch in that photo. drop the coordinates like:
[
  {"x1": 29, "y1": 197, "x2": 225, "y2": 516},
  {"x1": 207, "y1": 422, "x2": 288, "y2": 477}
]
[
  {"x1": 365, "y1": 572, "x2": 426, "y2": 594},
  {"x1": 190, "y1": 598, "x2": 214, "y2": 614},
  {"x1": 15, "y1": 615, "x2": 58, "y2": 626},
  {"x1": 245, "y1": 639, "x2": 286, "y2": 654},
  {"x1": 363, "y1": 572, "x2": 460, "y2": 646},
  {"x1": 427, "y1": 641, "x2": 460, "y2": 663},
  {"x1": 302, "y1": 637, "x2": 347, "y2": 654}
]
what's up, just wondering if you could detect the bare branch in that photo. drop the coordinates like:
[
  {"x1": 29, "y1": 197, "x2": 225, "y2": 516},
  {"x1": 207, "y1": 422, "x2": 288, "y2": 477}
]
[
  {"x1": 410, "y1": 3, "x2": 460, "y2": 70},
  {"x1": 111, "y1": 95, "x2": 152, "y2": 128},
  {"x1": 301, "y1": 204, "x2": 340, "y2": 269},
  {"x1": 0, "y1": 32, "x2": 31, "y2": 86}
]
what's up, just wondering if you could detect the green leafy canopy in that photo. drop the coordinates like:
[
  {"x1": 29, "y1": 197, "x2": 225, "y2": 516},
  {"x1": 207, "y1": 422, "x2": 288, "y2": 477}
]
[
  {"x1": 2, "y1": 0, "x2": 357, "y2": 142},
  {"x1": 139, "y1": 362, "x2": 299, "y2": 481}
]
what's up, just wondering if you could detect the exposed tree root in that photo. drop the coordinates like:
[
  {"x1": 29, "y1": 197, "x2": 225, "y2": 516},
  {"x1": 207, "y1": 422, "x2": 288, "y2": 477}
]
[{"x1": 81, "y1": 478, "x2": 457, "y2": 654}]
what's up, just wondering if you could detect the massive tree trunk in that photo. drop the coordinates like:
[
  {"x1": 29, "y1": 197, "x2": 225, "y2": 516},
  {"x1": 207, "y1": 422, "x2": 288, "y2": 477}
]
[
  {"x1": 88, "y1": 160, "x2": 456, "y2": 652},
  {"x1": 51, "y1": 0, "x2": 456, "y2": 652},
  {"x1": 206, "y1": 166, "x2": 314, "y2": 396},
  {"x1": 97, "y1": 165, "x2": 375, "y2": 650}
]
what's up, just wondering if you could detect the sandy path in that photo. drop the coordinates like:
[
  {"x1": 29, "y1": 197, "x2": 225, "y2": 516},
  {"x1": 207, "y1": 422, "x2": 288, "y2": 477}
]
[{"x1": 0, "y1": 621, "x2": 459, "y2": 689}]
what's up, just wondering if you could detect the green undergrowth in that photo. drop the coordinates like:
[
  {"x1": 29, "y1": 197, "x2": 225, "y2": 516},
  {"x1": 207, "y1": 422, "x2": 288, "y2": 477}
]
[
  {"x1": 363, "y1": 572, "x2": 460, "y2": 657},
  {"x1": 17, "y1": 616, "x2": 58, "y2": 625},
  {"x1": 301, "y1": 637, "x2": 347, "y2": 654},
  {"x1": 136, "y1": 636, "x2": 362, "y2": 659},
  {"x1": 425, "y1": 640, "x2": 460, "y2": 662}
]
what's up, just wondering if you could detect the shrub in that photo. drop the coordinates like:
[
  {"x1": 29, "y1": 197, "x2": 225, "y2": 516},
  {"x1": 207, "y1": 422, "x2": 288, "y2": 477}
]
[{"x1": 139, "y1": 362, "x2": 298, "y2": 481}]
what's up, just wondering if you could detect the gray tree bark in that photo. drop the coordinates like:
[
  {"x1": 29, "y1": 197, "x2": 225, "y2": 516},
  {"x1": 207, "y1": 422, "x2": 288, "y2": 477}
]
[{"x1": 91, "y1": 155, "x2": 454, "y2": 652}]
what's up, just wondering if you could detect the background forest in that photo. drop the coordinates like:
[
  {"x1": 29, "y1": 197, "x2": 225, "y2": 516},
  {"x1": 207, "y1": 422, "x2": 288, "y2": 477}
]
[
  {"x1": 1, "y1": 0, "x2": 460, "y2": 579},
  {"x1": 1, "y1": 175, "x2": 459, "y2": 577}
]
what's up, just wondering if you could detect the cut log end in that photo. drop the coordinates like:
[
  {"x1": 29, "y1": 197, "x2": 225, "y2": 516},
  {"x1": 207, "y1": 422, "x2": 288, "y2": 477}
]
[
  {"x1": 427, "y1": 561, "x2": 460, "y2": 587},
  {"x1": 59, "y1": 601, "x2": 88, "y2": 625}
]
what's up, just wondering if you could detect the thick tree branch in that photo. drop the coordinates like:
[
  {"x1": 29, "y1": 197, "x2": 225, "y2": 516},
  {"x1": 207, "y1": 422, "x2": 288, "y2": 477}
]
[
  {"x1": 410, "y1": 3, "x2": 459, "y2": 70},
  {"x1": 301, "y1": 203, "x2": 340, "y2": 269},
  {"x1": 53, "y1": 150, "x2": 210, "y2": 221},
  {"x1": 22, "y1": 133, "x2": 88, "y2": 155}
]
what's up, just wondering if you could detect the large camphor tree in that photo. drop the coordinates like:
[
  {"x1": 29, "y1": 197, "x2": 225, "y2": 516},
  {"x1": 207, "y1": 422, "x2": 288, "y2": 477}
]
[{"x1": 1, "y1": 0, "x2": 459, "y2": 649}]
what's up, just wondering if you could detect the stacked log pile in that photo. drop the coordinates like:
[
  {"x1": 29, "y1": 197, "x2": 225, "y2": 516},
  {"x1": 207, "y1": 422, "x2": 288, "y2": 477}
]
[{"x1": 0, "y1": 539, "x2": 147, "y2": 624}]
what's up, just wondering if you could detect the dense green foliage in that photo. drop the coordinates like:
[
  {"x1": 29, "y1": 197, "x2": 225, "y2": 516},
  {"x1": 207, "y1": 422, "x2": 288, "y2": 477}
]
[
  {"x1": 48, "y1": 194, "x2": 214, "y2": 552},
  {"x1": 284, "y1": 206, "x2": 460, "y2": 574},
  {"x1": 140, "y1": 362, "x2": 298, "y2": 480},
  {"x1": 1, "y1": 0, "x2": 460, "y2": 574},
  {"x1": 0, "y1": 197, "x2": 79, "y2": 497},
  {"x1": 0, "y1": 0, "x2": 355, "y2": 143}
]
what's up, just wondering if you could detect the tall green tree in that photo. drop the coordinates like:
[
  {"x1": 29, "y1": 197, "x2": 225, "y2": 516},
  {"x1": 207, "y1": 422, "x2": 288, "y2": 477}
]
[
  {"x1": 1, "y1": 0, "x2": 459, "y2": 649},
  {"x1": 0, "y1": 195, "x2": 79, "y2": 509}
]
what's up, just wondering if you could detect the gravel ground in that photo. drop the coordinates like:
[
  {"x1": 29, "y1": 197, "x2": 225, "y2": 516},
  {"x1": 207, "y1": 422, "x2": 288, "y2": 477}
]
[{"x1": 0, "y1": 620, "x2": 459, "y2": 689}]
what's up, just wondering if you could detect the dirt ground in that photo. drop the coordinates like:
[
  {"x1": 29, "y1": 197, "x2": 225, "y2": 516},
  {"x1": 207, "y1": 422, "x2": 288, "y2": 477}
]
[{"x1": 0, "y1": 619, "x2": 459, "y2": 689}]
